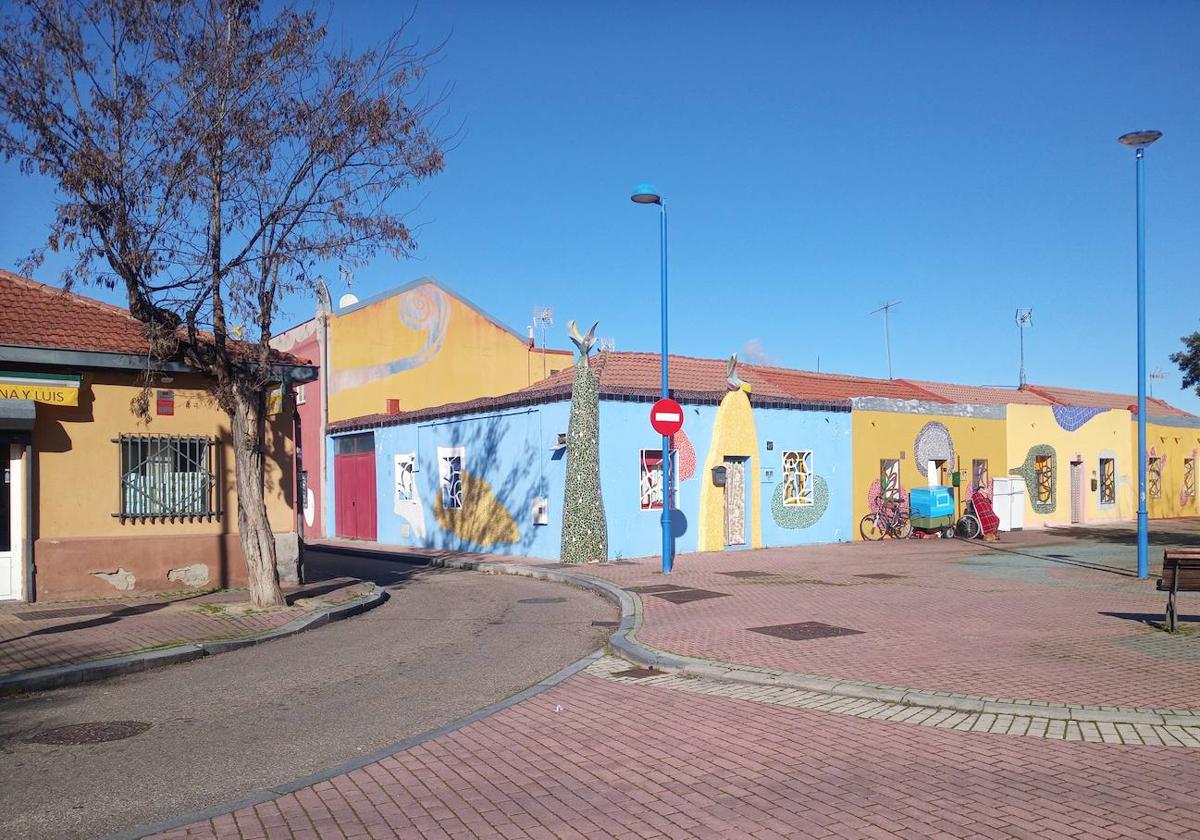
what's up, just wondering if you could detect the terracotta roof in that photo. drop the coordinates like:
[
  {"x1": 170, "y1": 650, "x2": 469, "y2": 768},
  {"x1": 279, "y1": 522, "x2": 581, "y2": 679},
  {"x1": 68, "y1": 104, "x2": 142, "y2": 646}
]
[
  {"x1": 1024, "y1": 383, "x2": 1194, "y2": 418},
  {"x1": 904, "y1": 379, "x2": 1054, "y2": 406},
  {"x1": 1, "y1": 270, "x2": 310, "y2": 367}
]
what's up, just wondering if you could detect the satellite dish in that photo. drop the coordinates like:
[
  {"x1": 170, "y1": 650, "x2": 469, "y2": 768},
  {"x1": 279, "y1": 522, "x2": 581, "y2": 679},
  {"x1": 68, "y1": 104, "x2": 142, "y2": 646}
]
[{"x1": 338, "y1": 293, "x2": 359, "y2": 309}]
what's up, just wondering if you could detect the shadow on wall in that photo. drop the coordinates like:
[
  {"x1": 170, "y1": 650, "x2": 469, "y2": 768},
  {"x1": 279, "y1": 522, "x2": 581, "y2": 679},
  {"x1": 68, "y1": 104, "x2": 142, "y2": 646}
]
[{"x1": 411, "y1": 413, "x2": 545, "y2": 555}]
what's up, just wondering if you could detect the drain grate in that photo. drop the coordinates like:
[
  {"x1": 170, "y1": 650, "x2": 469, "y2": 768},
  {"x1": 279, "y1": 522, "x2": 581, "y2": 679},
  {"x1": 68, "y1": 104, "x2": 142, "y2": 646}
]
[
  {"x1": 747, "y1": 621, "x2": 864, "y2": 641},
  {"x1": 613, "y1": 667, "x2": 658, "y2": 679},
  {"x1": 28, "y1": 721, "x2": 151, "y2": 745},
  {"x1": 650, "y1": 588, "x2": 730, "y2": 604},
  {"x1": 625, "y1": 584, "x2": 688, "y2": 594},
  {"x1": 591, "y1": 620, "x2": 619, "y2": 628},
  {"x1": 717, "y1": 570, "x2": 781, "y2": 579},
  {"x1": 517, "y1": 597, "x2": 567, "y2": 605},
  {"x1": 853, "y1": 573, "x2": 906, "y2": 580}
]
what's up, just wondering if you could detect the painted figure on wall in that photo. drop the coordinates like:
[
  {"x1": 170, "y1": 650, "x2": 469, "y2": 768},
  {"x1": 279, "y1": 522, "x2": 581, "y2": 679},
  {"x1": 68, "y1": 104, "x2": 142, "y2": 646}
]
[
  {"x1": 393, "y1": 452, "x2": 426, "y2": 538},
  {"x1": 560, "y1": 321, "x2": 608, "y2": 563}
]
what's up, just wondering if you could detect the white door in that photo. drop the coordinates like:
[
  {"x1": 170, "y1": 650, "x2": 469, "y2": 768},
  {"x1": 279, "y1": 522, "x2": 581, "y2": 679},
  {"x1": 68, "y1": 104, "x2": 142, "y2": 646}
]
[{"x1": 0, "y1": 444, "x2": 22, "y2": 600}]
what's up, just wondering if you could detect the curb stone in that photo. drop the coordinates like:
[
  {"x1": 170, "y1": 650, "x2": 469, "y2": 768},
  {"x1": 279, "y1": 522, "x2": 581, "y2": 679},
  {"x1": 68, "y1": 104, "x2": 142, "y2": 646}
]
[
  {"x1": 0, "y1": 584, "x2": 387, "y2": 696},
  {"x1": 417, "y1": 554, "x2": 1200, "y2": 728}
]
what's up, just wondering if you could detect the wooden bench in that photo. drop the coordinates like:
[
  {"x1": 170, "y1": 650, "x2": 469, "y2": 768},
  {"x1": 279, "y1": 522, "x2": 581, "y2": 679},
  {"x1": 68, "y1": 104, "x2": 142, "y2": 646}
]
[{"x1": 1157, "y1": 549, "x2": 1200, "y2": 633}]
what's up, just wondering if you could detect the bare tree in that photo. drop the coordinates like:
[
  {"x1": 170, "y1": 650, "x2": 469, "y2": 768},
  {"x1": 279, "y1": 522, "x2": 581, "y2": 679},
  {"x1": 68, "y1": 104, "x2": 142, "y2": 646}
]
[{"x1": 0, "y1": 0, "x2": 447, "y2": 605}]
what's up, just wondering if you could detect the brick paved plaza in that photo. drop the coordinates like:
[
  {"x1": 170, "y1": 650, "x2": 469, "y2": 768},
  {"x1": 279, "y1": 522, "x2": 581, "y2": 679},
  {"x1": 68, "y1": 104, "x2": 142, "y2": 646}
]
[{"x1": 134, "y1": 527, "x2": 1200, "y2": 839}]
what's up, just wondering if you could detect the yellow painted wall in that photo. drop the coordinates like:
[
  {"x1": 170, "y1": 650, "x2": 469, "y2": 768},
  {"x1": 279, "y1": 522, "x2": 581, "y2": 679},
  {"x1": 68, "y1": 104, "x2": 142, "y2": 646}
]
[
  {"x1": 1005, "y1": 404, "x2": 1134, "y2": 527},
  {"x1": 33, "y1": 370, "x2": 295, "y2": 540},
  {"x1": 326, "y1": 282, "x2": 571, "y2": 422},
  {"x1": 696, "y1": 390, "x2": 763, "y2": 551},
  {"x1": 851, "y1": 409, "x2": 1008, "y2": 536},
  {"x1": 1143, "y1": 421, "x2": 1200, "y2": 519}
]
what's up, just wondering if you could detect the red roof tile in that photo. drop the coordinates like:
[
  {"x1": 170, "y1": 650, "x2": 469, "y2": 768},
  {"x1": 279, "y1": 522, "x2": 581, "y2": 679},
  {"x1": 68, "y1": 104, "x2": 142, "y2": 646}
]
[
  {"x1": 904, "y1": 379, "x2": 1054, "y2": 406},
  {"x1": 1024, "y1": 383, "x2": 1193, "y2": 418},
  {"x1": 1, "y1": 270, "x2": 310, "y2": 366}
]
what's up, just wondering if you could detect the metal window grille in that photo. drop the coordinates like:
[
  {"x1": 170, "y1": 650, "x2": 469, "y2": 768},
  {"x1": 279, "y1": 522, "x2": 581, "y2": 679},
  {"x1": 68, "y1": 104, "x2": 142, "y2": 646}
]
[
  {"x1": 782, "y1": 450, "x2": 813, "y2": 507},
  {"x1": 1185, "y1": 458, "x2": 1196, "y2": 499},
  {"x1": 880, "y1": 459, "x2": 900, "y2": 503},
  {"x1": 1034, "y1": 455, "x2": 1053, "y2": 504},
  {"x1": 115, "y1": 435, "x2": 221, "y2": 522},
  {"x1": 1100, "y1": 458, "x2": 1116, "y2": 504},
  {"x1": 1148, "y1": 457, "x2": 1163, "y2": 499}
]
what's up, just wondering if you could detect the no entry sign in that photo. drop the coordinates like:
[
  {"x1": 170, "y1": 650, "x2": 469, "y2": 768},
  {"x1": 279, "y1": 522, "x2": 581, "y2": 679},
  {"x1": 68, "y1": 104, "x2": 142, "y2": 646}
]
[{"x1": 650, "y1": 398, "x2": 684, "y2": 436}]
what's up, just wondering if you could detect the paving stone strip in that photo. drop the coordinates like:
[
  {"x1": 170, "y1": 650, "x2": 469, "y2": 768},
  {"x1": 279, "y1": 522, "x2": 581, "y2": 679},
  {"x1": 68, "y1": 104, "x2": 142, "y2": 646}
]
[
  {"x1": 421, "y1": 555, "x2": 1200, "y2": 736},
  {"x1": 585, "y1": 655, "x2": 1200, "y2": 748}
]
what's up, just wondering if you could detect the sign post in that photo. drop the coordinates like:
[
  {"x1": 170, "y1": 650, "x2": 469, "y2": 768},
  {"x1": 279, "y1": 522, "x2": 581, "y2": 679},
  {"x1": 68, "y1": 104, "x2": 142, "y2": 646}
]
[{"x1": 650, "y1": 397, "x2": 683, "y2": 573}]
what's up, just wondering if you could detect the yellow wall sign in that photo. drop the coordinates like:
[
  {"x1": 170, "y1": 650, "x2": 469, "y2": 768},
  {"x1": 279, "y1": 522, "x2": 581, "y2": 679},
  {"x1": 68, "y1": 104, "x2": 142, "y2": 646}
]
[{"x1": 0, "y1": 371, "x2": 82, "y2": 406}]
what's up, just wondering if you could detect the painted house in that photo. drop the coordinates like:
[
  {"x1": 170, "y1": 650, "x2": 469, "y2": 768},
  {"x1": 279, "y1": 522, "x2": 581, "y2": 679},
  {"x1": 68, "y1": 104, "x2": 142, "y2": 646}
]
[
  {"x1": 0, "y1": 271, "x2": 314, "y2": 601},
  {"x1": 325, "y1": 352, "x2": 879, "y2": 559},
  {"x1": 272, "y1": 278, "x2": 570, "y2": 542}
]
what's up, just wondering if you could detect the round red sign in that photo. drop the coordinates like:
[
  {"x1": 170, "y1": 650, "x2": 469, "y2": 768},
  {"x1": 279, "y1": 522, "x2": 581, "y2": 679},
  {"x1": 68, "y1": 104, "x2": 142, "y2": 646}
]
[{"x1": 650, "y1": 398, "x2": 684, "y2": 436}]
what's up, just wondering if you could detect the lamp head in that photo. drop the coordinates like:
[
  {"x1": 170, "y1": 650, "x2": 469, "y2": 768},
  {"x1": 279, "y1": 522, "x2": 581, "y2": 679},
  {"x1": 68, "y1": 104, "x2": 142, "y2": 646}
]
[
  {"x1": 1118, "y1": 130, "x2": 1163, "y2": 150},
  {"x1": 630, "y1": 183, "x2": 662, "y2": 204}
]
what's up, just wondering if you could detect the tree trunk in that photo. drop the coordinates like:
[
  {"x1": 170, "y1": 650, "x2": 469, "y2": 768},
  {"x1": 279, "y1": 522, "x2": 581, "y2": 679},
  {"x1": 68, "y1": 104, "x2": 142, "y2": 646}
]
[{"x1": 230, "y1": 386, "x2": 286, "y2": 607}]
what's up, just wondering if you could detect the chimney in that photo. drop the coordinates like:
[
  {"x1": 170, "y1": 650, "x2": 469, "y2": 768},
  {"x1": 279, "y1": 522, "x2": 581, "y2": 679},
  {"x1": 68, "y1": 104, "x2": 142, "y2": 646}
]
[{"x1": 386, "y1": 398, "x2": 401, "y2": 415}]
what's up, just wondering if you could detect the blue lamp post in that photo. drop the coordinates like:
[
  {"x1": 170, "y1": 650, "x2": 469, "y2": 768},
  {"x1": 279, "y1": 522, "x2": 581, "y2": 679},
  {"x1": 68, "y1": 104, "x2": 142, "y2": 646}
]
[
  {"x1": 631, "y1": 183, "x2": 673, "y2": 574},
  {"x1": 1118, "y1": 129, "x2": 1162, "y2": 580}
]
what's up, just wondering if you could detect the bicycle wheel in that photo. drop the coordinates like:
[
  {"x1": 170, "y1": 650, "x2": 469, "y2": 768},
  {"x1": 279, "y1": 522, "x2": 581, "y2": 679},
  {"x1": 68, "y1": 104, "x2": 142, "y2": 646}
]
[
  {"x1": 892, "y1": 512, "x2": 913, "y2": 539},
  {"x1": 958, "y1": 514, "x2": 982, "y2": 540},
  {"x1": 860, "y1": 513, "x2": 885, "y2": 541}
]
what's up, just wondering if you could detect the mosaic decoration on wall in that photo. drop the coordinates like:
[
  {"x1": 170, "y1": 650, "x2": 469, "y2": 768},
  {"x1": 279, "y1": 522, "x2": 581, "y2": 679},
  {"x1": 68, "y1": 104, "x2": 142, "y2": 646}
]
[
  {"x1": 782, "y1": 450, "x2": 813, "y2": 506},
  {"x1": 867, "y1": 478, "x2": 908, "y2": 514},
  {"x1": 675, "y1": 429, "x2": 696, "y2": 482},
  {"x1": 771, "y1": 475, "x2": 829, "y2": 529},
  {"x1": 561, "y1": 320, "x2": 608, "y2": 564},
  {"x1": 393, "y1": 452, "x2": 426, "y2": 538},
  {"x1": 914, "y1": 422, "x2": 955, "y2": 478},
  {"x1": 330, "y1": 284, "x2": 451, "y2": 393},
  {"x1": 1010, "y1": 444, "x2": 1057, "y2": 514},
  {"x1": 1051, "y1": 405, "x2": 1107, "y2": 432}
]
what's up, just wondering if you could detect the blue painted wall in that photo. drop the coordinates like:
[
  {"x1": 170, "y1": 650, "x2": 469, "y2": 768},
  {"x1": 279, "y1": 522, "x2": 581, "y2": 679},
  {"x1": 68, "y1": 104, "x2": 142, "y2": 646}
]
[{"x1": 326, "y1": 397, "x2": 852, "y2": 558}]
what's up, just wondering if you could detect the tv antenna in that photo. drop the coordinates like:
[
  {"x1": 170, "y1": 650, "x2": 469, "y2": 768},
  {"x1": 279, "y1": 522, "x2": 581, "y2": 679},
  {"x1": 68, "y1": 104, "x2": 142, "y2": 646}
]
[
  {"x1": 1149, "y1": 367, "x2": 1166, "y2": 397},
  {"x1": 532, "y1": 305, "x2": 554, "y2": 379},
  {"x1": 1016, "y1": 309, "x2": 1033, "y2": 387},
  {"x1": 869, "y1": 300, "x2": 901, "y2": 379}
]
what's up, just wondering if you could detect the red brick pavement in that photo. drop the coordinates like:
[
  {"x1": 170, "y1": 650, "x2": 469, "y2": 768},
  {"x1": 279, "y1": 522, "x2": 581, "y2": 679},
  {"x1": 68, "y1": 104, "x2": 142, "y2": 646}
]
[
  {"x1": 0, "y1": 579, "x2": 371, "y2": 676},
  {"x1": 152, "y1": 672, "x2": 1200, "y2": 839},
  {"x1": 580, "y1": 532, "x2": 1200, "y2": 709}
]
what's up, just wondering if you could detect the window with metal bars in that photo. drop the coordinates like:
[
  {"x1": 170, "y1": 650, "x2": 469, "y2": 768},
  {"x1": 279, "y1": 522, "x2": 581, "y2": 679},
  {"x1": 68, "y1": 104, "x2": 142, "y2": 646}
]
[
  {"x1": 1099, "y1": 458, "x2": 1116, "y2": 504},
  {"x1": 1148, "y1": 456, "x2": 1163, "y2": 499},
  {"x1": 115, "y1": 435, "x2": 221, "y2": 522},
  {"x1": 1185, "y1": 458, "x2": 1196, "y2": 499},
  {"x1": 1034, "y1": 454, "x2": 1053, "y2": 504}
]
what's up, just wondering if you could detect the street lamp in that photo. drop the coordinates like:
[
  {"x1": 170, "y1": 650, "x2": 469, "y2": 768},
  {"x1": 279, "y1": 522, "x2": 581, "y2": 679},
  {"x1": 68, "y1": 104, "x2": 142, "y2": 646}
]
[
  {"x1": 1118, "y1": 129, "x2": 1162, "y2": 580},
  {"x1": 631, "y1": 182, "x2": 673, "y2": 574}
]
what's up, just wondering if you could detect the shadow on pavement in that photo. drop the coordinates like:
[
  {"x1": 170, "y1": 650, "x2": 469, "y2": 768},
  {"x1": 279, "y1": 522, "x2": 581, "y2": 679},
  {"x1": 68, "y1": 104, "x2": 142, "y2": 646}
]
[
  {"x1": 1044, "y1": 523, "x2": 1200, "y2": 548},
  {"x1": 966, "y1": 541, "x2": 1141, "y2": 577}
]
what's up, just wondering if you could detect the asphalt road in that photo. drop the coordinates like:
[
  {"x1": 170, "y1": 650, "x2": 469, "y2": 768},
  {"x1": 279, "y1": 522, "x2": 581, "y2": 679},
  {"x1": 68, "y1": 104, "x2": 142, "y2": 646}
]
[{"x1": 0, "y1": 548, "x2": 615, "y2": 840}]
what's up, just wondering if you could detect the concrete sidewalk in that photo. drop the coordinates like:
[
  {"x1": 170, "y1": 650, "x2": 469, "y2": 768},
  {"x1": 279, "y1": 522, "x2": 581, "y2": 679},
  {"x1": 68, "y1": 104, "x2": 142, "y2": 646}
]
[{"x1": 0, "y1": 577, "x2": 380, "y2": 693}]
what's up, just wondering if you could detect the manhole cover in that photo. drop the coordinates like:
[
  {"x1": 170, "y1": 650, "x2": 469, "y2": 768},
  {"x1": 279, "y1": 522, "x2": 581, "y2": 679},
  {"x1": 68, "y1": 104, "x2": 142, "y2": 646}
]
[
  {"x1": 518, "y1": 597, "x2": 567, "y2": 605},
  {"x1": 717, "y1": 570, "x2": 781, "y2": 579},
  {"x1": 650, "y1": 588, "x2": 730, "y2": 604},
  {"x1": 747, "y1": 622, "x2": 865, "y2": 641},
  {"x1": 625, "y1": 584, "x2": 688, "y2": 594},
  {"x1": 613, "y1": 667, "x2": 658, "y2": 679},
  {"x1": 28, "y1": 721, "x2": 151, "y2": 745},
  {"x1": 853, "y1": 573, "x2": 906, "y2": 580},
  {"x1": 591, "y1": 620, "x2": 619, "y2": 627}
]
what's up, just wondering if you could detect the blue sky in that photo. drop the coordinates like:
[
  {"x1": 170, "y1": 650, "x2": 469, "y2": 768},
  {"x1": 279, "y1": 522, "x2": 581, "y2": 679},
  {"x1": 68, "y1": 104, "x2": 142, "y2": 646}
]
[{"x1": 2, "y1": 1, "x2": 1198, "y2": 412}]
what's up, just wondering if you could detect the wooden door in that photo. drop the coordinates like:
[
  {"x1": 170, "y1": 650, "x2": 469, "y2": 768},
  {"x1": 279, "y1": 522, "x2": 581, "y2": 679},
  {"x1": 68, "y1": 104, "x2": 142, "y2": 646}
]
[
  {"x1": 1070, "y1": 461, "x2": 1083, "y2": 524},
  {"x1": 334, "y1": 452, "x2": 358, "y2": 539},
  {"x1": 723, "y1": 457, "x2": 746, "y2": 546},
  {"x1": 354, "y1": 452, "x2": 377, "y2": 542}
]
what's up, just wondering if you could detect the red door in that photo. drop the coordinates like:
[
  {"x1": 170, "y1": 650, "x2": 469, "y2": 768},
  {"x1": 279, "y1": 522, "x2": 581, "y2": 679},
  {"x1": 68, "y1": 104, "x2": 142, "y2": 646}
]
[{"x1": 334, "y1": 447, "x2": 377, "y2": 541}]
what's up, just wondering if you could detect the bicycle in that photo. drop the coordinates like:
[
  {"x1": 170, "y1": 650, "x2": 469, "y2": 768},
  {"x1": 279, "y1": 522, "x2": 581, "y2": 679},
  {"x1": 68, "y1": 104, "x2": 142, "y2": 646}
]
[{"x1": 859, "y1": 502, "x2": 913, "y2": 541}]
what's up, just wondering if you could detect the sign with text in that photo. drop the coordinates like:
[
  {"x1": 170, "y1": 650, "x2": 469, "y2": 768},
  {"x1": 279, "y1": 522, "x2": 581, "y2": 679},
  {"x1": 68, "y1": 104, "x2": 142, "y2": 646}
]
[{"x1": 0, "y1": 371, "x2": 81, "y2": 406}]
